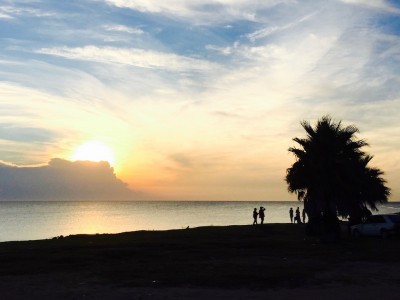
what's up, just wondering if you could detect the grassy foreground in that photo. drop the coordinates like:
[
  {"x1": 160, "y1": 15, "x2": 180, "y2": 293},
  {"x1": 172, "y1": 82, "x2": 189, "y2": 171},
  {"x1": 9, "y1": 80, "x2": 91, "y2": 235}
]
[{"x1": 0, "y1": 224, "x2": 400, "y2": 297}]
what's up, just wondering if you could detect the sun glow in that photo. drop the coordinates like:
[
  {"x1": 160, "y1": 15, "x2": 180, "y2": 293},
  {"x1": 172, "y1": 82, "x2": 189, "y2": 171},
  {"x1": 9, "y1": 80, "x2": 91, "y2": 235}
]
[{"x1": 71, "y1": 141, "x2": 115, "y2": 166}]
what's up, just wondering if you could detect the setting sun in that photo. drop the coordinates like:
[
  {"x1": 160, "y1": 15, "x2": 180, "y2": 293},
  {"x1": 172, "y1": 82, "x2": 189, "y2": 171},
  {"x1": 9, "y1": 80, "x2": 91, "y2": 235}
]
[{"x1": 71, "y1": 141, "x2": 115, "y2": 166}]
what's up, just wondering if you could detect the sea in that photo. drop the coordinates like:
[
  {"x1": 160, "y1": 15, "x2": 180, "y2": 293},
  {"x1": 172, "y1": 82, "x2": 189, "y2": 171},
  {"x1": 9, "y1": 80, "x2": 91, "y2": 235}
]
[{"x1": 0, "y1": 201, "x2": 399, "y2": 242}]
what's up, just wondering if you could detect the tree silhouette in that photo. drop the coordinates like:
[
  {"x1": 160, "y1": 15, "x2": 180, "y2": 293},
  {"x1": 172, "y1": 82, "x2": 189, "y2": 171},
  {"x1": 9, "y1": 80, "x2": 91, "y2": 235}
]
[{"x1": 286, "y1": 116, "x2": 390, "y2": 237}]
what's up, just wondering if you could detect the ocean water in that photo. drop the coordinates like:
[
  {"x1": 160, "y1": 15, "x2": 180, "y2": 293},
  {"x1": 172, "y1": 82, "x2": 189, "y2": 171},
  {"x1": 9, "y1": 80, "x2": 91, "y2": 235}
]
[{"x1": 0, "y1": 201, "x2": 399, "y2": 242}]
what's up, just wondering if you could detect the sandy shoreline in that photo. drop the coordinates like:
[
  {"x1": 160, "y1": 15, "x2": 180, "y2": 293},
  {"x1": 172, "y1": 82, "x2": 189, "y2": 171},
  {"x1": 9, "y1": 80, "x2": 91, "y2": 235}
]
[{"x1": 1, "y1": 224, "x2": 399, "y2": 299}]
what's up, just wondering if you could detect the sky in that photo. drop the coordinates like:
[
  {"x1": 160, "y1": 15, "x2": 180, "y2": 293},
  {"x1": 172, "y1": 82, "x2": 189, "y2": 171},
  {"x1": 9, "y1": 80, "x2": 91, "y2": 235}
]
[{"x1": 0, "y1": 0, "x2": 400, "y2": 201}]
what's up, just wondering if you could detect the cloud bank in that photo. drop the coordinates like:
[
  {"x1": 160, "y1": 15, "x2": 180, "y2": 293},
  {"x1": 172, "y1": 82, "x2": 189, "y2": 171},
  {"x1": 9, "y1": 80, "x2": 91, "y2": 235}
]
[{"x1": 0, "y1": 159, "x2": 135, "y2": 200}]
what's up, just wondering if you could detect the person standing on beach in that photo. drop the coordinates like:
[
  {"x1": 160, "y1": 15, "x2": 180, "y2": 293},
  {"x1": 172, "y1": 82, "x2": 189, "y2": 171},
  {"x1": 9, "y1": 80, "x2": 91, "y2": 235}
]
[
  {"x1": 302, "y1": 208, "x2": 306, "y2": 223},
  {"x1": 259, "y1": 207, "x2": 265, "y2": 224},
  {"x1": 253, "y1": 208, "x2": 258, "y2": 225},
  {"x1": 289, "y1": 207, "x2": 294, "y2": 223},
  {"x1": 295, "y1": 207, "x2": 301, "y2": 223}
]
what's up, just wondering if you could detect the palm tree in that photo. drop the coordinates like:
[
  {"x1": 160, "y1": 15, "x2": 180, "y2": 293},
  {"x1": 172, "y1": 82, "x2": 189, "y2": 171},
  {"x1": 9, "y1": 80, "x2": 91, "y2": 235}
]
[{"x1": 286, "y1": 116, "x2": 390, "y2": 236}]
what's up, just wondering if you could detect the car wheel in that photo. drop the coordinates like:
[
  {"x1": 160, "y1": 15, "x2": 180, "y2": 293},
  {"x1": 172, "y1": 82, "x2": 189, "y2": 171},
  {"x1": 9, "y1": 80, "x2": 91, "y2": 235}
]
[
  {"x1": 352, "y1": 229, "x2": 361, "y2": 238},
  {"x1": 380, "y1": 229, "x2": 389, "y2": 239}
]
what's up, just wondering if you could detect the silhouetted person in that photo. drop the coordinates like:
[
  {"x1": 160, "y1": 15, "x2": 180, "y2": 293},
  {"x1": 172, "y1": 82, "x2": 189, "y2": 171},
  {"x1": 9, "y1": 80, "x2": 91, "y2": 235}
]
[
  {"x1": 289, "y1": 207, "x2": 294, "y2": 223},
  {"x1": 295, "y1": 207, "x2": 302, "y2": 223},
  {"x1": 253, "y1": 208, "x2": 258, "y2": 225},
  {"x1": 302, "y1": 208, "x2": 306, "y2": 223},
  {"x1": 259, "y1": 206, "x2": 265, "y2": 224}
]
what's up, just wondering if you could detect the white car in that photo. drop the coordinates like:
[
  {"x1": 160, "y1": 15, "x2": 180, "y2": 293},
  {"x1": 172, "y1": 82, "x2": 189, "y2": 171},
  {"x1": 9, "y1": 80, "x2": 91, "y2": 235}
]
[{"x1": 351, "y1": 214, "x2": 400, "y2": 238}]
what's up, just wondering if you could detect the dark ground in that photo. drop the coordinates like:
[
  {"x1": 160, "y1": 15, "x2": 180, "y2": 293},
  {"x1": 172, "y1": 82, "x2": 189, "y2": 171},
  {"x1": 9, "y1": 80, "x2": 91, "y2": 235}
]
[{"x1": 0, "y1": 224, "x2": 400, "y2": 299}]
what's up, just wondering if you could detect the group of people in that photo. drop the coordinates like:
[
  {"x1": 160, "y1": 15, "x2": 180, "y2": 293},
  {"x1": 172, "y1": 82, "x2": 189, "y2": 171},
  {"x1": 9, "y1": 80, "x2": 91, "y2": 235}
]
[
  {"x1": 289, "y1": 207, "x2": 306, "y2": 223},
  {"x1": 252, "y1": 207, "x2": 266, "y2": 225},
  {"x1": 252, "y1": 206, "x2": 307, "y2": 225}
]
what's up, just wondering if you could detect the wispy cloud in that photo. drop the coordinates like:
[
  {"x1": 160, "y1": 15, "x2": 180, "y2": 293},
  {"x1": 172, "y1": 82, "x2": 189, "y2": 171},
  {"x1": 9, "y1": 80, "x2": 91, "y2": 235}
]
[
  {"x1": 205, "y1": 44, "x2": 233, "y2": 56},
  {"x1": 0, "y1": 124, "x2": 56, "y2": 143},
  {"x1": 37, "y1": 46, "x2": 219, "y2": 72},
  {"x1": 102, "y1": 0, "x2": 285, "y2": 23},
  {"x1": 103, "y1": 0, "x2": 400, "y2": 21},
  {"x1": 246, "y1": 11, "x2": 319, "y2": 42},
  {"x1": 339, "y1": 0, "x2": 400, "y2": 14},
  {"x1": 102, "y1": 24, "x2": 144, "y2": 35},
  {"x1": 0, "y1": 12, "x2": 12, "y2": 19},
  {"x1": 0, "y1": 5, "x2": 54, "y2": 19}
]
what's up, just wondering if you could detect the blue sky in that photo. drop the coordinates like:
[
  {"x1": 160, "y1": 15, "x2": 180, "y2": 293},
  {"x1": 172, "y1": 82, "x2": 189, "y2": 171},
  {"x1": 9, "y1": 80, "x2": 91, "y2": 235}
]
[{"x1": 1, "y1": 0, "x2": 400, "y2": 200}]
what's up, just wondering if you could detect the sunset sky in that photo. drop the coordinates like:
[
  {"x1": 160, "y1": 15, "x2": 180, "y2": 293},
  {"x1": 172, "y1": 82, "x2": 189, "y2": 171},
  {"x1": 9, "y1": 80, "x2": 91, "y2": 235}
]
[{"x1": 1, "y1": 0, "x2": 400, "y2": 201}]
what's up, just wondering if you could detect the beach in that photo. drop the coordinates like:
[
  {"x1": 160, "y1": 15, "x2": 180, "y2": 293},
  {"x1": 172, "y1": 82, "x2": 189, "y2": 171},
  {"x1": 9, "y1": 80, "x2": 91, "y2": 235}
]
[{"x1": 1, "y1": 224, "x2": 400, "y2": 299}]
